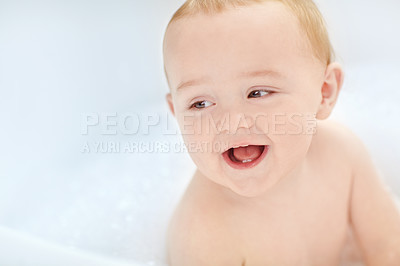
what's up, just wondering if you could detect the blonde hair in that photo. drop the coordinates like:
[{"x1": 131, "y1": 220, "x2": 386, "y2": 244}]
[{"x1": 166, "y1": 0, "x2": 334, "y2": 65}]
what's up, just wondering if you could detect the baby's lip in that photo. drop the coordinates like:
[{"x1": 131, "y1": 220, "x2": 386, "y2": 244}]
[{"x1": 222, "y1": 141, "x2": 269, "y2": 153}]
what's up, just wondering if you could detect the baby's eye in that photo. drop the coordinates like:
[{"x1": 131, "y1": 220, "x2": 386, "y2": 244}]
[
  {"x1": 190, "y1": 100, "x2": 214, "y2": 109},
  {"x1": 248, "y1": 90, "x2": 270, "y2": 98}
]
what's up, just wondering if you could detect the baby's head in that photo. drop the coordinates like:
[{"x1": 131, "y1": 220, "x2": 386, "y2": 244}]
[{"x1": 163, "y1": 0, "x2": 344, "y2": 197}]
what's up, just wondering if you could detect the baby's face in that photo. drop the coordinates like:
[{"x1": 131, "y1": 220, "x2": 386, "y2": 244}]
[{"x1": 164, "y1": 2, "x2": 327, "y2": 197}]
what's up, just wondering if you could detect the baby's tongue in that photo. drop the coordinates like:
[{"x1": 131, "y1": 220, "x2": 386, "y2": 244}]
[{"x1": 232, "y1": 145, "x2": 262, "y2": 162}]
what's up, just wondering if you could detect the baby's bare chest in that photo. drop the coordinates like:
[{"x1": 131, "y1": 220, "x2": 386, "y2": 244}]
[{"x1": 226, "y1": 173, "x2": 354, "y2": 265}]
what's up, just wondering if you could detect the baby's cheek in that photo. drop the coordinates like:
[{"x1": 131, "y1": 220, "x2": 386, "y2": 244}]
[
  {"x1": 179, "y1": 115, "x2": 219, "y2": 160},
  {"x1": 254, "y1": 111, "x2": 316, "y2": 137},
  {"x1": 285, "y1": 112, "x2": 317, "y2": 136},
  {"x1": 263, "y1": 112, "x2": 315, "y2": 164},
  {"x1": 185, "y1": 143, "x2": 222, "y2": 183},
  {"x1": 183, "y1": 120, "x2": 215, "y2": 145},
  {"x1": 179, "y1": 117, "x2": 224, "y2": 179},
  {"x1": 176, "y1": 112, "x2": 217, "y2": 136}
]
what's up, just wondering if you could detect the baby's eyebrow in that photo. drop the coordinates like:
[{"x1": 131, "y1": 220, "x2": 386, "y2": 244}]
[
  {"x1": 176, "y1": 77, "x2": 208, "y2": 92},
  {"x1": 176, "y1": 69, "x2": 284, "y2": 92},
  {"x1": 239, "y1": 69, "x2": 285, "y2": 79}
]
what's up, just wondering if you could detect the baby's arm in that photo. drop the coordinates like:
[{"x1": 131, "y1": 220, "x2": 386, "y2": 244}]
[{"x1": 348, "y1": 133, "x2": 400, "y2": 265}]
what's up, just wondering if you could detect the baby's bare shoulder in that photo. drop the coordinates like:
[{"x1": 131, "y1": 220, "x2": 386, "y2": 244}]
[
  {"x1": 312, "y1": 119, "x2": 366, "y2": 164},
  {"x1": 166, "y1": 174, "x2": 244, "y2": 266},
  {"x1": 321, "y1": 120, "x2": 400, "y2": 264}
]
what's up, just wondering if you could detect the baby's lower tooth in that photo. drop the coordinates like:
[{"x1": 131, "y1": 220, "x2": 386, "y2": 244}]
[{"x1": 242, "y1": 159, "x2": 252, "y2": 163}]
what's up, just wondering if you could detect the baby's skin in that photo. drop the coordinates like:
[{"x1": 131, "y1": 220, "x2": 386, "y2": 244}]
[{"x1": 163, "y1": 2, "x2": 400, "y2": 265}]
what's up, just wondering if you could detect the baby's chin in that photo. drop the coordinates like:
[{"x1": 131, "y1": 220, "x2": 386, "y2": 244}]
[
  {"x1": 227, "y1": 176, "x2": 278, "y2": 198},
  {"x1": 209, "y1": 171, "x2": 280, "y2": 198}
]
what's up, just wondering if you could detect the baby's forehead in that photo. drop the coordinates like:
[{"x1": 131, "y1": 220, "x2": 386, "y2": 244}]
[
  {"x1": 164, "y1": 2, "x2": 307, "y2": 52},
  {"x1": 163, "y1": 2, "x2": 315, "y2": 90}
]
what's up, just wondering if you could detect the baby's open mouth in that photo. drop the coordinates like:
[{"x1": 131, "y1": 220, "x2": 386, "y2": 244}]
[{"x1": 222, "y1": 145, "x2": 269, "y2": 170}]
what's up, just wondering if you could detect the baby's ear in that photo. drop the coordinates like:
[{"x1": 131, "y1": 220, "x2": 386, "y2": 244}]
[
  {"x1": 316, "y1": 62, "x2": 344, "y2": 120},
  {"x1": 166, "y1": 93, "x2": 175, "y2": 116}
]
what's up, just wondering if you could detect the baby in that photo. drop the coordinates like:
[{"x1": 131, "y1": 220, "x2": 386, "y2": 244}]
[{"x1": 162, "y1": 0, "x2": 400, "y2": 265}]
